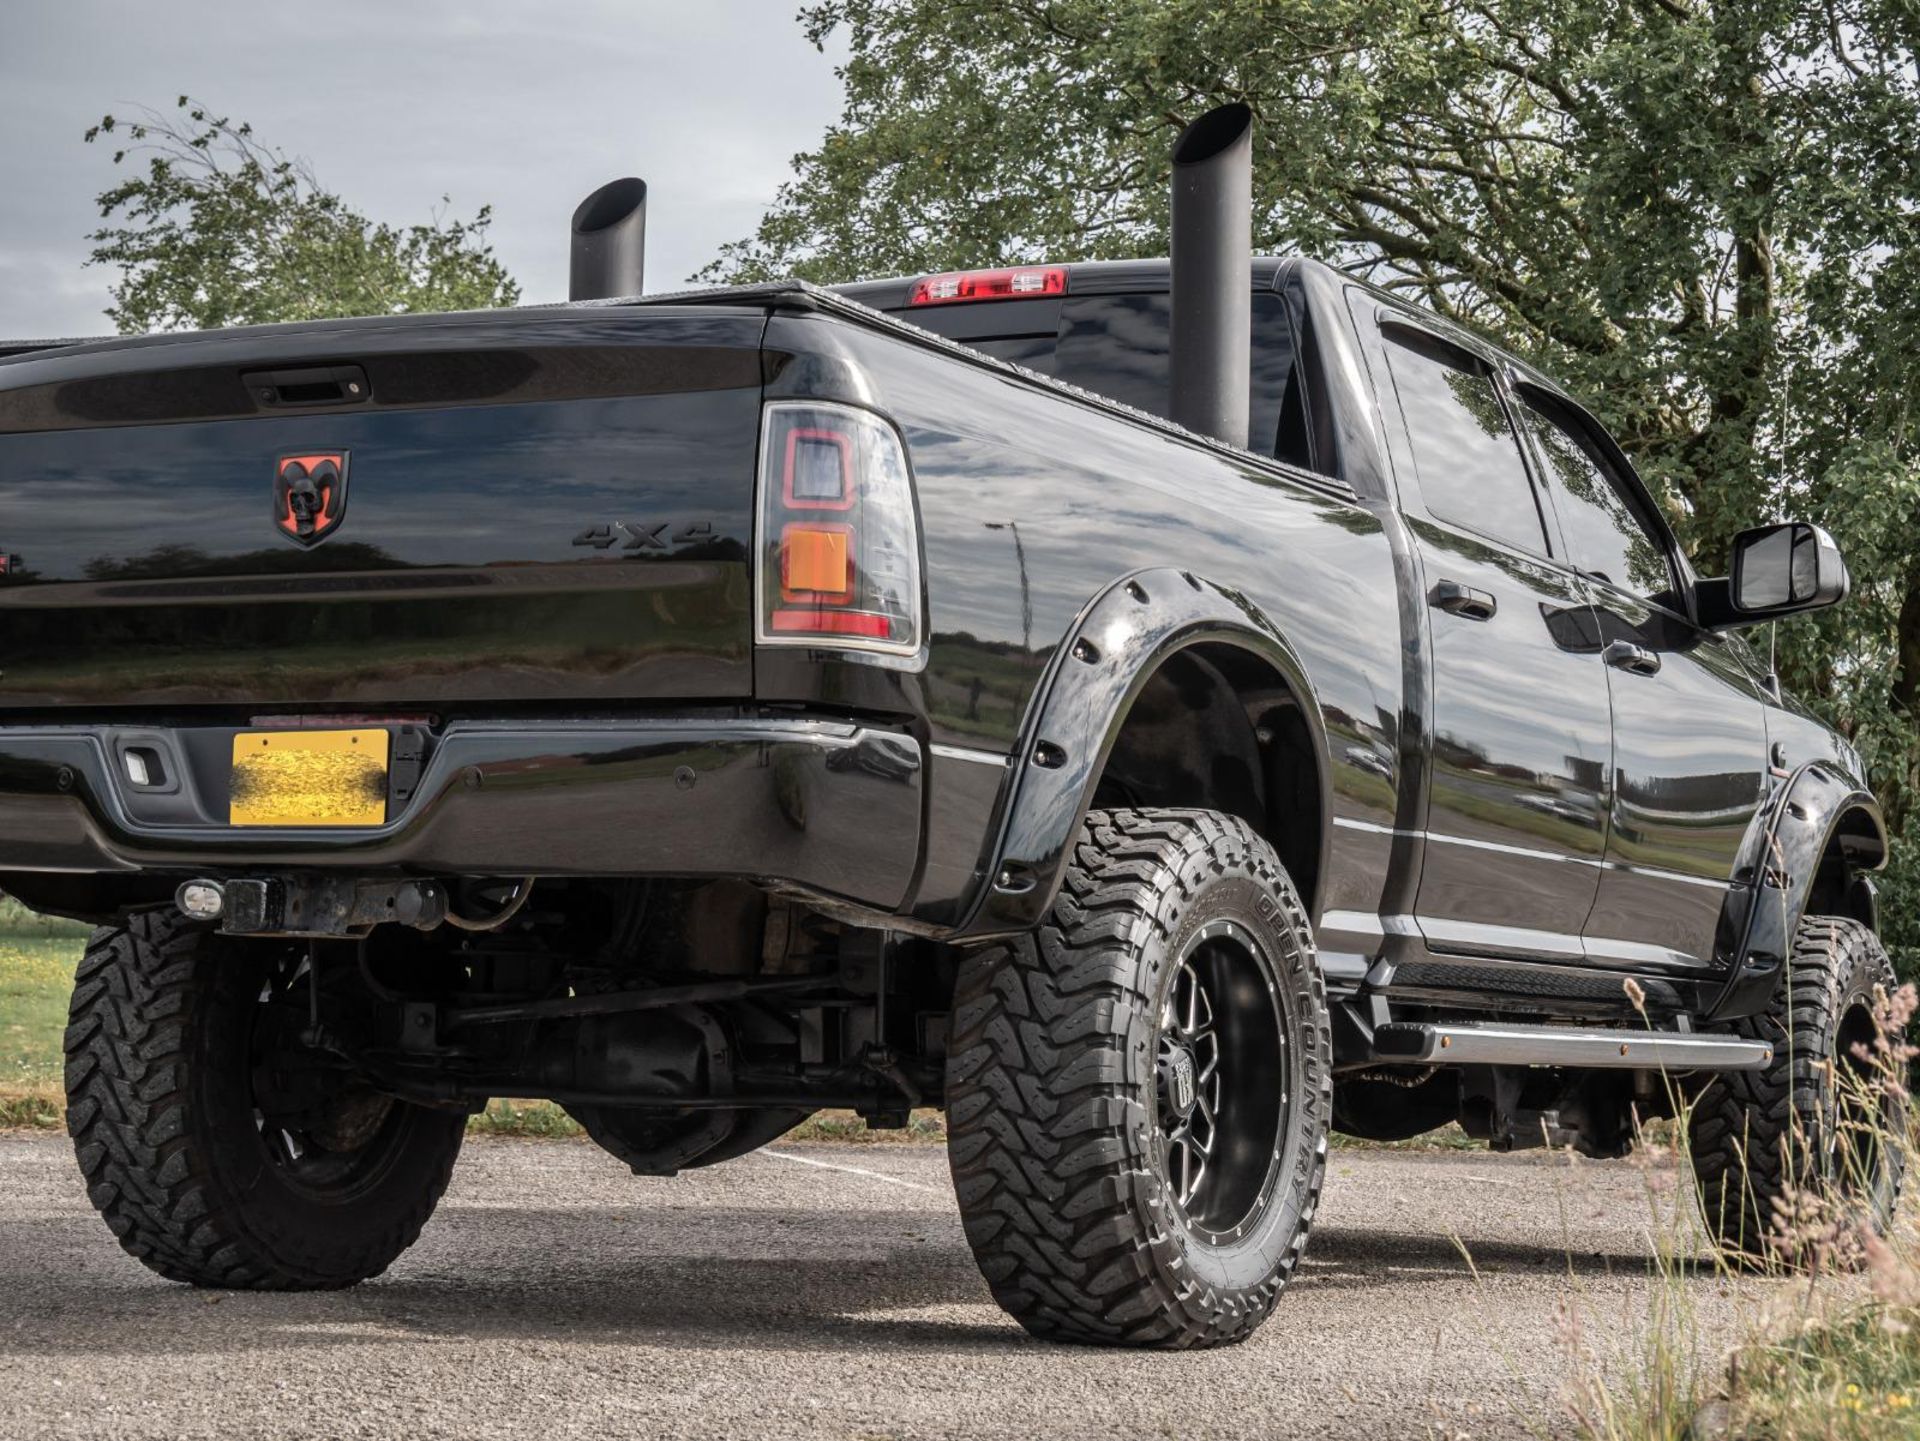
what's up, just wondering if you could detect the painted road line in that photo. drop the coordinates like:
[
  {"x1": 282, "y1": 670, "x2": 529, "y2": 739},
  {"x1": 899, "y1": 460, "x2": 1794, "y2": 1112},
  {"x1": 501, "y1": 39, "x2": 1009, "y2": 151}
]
[{"x1": 758, "y1": 1148, "x2": 944, "y2": 1194}]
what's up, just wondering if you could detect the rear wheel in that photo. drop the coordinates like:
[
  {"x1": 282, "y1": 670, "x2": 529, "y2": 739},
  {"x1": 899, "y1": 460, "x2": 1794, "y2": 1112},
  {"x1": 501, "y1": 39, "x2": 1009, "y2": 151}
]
[
  {"x1": 64, "y1": 912, "x2": 465, "y2": 1289},
  {"x1": 946, "y1": 808, "x2": 1330, "y2": 1348},
  {"x1": 1689, "y1": 915, "x2": 1907, "y2": 1264}
]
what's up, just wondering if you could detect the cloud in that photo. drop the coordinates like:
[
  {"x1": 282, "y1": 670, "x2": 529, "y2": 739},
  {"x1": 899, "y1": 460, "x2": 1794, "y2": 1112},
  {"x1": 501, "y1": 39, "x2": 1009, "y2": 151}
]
[{"x1": 0, "y1": 0, "x2": 846, "y2": 336}]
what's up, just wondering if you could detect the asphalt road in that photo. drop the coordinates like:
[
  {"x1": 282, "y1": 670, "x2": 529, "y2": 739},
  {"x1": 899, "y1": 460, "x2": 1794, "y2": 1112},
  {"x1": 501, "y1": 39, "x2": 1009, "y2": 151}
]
[{"x1": 0, "y1": 1133, "x2": 1776, "y2": 1440}]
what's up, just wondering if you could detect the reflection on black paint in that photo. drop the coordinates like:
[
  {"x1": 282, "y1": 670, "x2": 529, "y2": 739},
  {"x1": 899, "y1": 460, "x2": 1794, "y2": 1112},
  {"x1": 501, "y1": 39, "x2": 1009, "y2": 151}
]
[
  {"x1": 1404, "y1": 502, "x2": 1611, "y2": 947},
  {"x1": 1581, "y1": 583, "x2": 1767, "y2": 962},
  {"x1": 82, "y1": 541, "x2": 410, "y2": 582},
  {"x1": 0, "y1": 383, "x2": 763, "y2": 706},
  {"x1": 762, "y1": 307, "x2": 1404, "y2": 929}
]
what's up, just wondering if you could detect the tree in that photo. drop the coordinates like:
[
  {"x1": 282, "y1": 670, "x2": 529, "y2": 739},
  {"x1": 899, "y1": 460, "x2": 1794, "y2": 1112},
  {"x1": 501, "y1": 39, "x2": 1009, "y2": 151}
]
[
  {"x1": 85, "y1": 98, "x2": 518, "y2": 333},
  {"x1": 714, "y1": 0, "x2": 1920, "y2": 968}
]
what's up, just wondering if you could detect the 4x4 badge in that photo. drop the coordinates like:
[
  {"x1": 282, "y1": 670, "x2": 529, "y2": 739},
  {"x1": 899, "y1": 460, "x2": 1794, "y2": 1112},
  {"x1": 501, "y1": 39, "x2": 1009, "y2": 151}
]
[{"x1": 274, "y1": 453, "x2": 349, "y2": 546}]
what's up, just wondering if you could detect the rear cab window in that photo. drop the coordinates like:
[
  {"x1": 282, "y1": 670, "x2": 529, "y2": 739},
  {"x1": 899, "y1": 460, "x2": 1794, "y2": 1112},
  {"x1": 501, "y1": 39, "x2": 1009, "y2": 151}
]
[{"x1": 890, "y1": 288, "x2": 1325, "y2": 475}]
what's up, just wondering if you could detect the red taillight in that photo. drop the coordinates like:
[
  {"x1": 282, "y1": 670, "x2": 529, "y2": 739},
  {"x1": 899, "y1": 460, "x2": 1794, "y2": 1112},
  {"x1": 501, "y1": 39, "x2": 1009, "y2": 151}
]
[
  {"x1": 907, "y1": 266, "x2": 1068, "y2": 307},
  {"x1": 767, "y1": 608, "x2": 894, "y2": 638},
  {"x1": 756, "y1": 402, "x2": 923, "y2": 659}
]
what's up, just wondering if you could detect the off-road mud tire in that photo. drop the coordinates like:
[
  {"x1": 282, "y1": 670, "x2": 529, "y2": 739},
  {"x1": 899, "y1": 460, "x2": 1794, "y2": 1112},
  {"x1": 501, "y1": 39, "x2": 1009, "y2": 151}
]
[
  {"x1": 946, "y1": 808, "x2": 1331, "y2": 1348},
  {"x1": 64, "y1": 912, "x2": 464, "y2": 1289},
  {"x1": 1690, "y1": 915, "x2": 1907, "y2": 1263}
]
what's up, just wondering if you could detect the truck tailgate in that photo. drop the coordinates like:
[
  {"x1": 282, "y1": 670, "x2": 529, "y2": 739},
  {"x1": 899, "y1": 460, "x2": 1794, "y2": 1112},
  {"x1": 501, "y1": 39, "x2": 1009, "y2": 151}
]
[{"x1": 0, "y1": 308, "x2": 765, "y2": 709}]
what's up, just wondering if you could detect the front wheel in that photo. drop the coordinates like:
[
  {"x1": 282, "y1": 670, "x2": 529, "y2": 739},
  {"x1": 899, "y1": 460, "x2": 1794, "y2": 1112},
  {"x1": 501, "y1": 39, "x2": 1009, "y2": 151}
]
[
  {"x1": 1689, "y1": 915, "x2": 1908, "y2": 1264},
  {"x1": 945, "y1": 808, "x2": 1331, "y2": 1348},
  {"x1": 64, "y1": 913, "x2": 466, "y2": 1289}
]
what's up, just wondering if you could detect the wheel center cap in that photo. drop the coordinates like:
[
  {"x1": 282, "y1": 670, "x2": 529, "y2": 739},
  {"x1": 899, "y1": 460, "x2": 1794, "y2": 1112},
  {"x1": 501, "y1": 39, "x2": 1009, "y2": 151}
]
[{"x1": 1161, "y1": 1045, "x2": 1199, "y2": 1121}]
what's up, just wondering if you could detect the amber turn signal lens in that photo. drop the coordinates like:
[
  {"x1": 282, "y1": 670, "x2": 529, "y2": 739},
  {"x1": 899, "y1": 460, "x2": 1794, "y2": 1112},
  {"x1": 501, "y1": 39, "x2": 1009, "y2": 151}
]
[{"x1": 782, "y1": 524, "x2": 851, "y2": 599}]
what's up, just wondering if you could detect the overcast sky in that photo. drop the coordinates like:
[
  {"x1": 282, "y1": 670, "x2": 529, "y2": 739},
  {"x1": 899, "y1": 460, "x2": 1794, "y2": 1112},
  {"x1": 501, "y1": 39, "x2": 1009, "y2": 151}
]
[{"x1": 0, "y1": 0, "x2": 847, "y2": 338}]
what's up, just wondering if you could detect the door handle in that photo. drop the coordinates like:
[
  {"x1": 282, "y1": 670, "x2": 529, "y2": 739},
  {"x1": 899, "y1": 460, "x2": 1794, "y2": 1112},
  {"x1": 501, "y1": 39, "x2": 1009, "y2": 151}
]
[
  {"x1": 1602, "y1": 639, "x2": 1662, "y2": 676},
  {"x1": 1428, "y1": 580, "x2": 1497, "y2": 621}
]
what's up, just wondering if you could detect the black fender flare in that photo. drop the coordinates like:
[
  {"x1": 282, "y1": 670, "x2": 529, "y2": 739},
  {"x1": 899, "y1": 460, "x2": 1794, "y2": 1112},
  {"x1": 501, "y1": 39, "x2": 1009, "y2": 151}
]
[
  {"x1": 955, "y1": 567, "x2": 1333, "y2": 939},
  {"x1": 1706, "y1": 759, "x2": 1888, "y2": 1023}
]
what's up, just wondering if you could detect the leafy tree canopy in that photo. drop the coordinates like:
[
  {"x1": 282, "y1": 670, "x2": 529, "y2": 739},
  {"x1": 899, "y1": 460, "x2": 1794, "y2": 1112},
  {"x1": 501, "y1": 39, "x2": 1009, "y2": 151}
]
[
  {"x1": 714, "y1": 0, "x2": 1920, "y2": 959},
  {"x1": 86, "y1": 98, "x2": 519, "y2": 333}
]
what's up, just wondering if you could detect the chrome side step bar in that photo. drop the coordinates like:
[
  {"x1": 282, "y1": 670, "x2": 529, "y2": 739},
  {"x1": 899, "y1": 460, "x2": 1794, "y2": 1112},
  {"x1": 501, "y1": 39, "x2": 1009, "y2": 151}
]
[{"x1": 1372, "y1": 1021, "x2": 1773, "y2": 1071}]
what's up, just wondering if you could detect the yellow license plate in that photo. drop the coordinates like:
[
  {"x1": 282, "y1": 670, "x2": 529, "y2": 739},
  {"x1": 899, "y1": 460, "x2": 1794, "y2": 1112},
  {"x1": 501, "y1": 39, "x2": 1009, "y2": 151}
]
[{"x1": 230, "y1": 729, "x2": 390, "y2": 827}]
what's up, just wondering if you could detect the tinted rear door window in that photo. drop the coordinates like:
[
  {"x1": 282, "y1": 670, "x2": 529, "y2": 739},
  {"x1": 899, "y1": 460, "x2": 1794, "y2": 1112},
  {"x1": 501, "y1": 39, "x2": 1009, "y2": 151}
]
[{"x1": 1384, "y1": 327, "x2": 1547, "y2": 555}]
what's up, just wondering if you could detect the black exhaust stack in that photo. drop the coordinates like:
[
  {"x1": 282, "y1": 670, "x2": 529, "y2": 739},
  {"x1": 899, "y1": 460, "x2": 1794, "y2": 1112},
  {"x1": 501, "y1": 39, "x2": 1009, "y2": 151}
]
[
  {"x1": 1168, "y1": 103, "x2": 1252, "y2": 446},
  {"x1": 569, "y1": 177, "x2": 648, "y2": 301}
]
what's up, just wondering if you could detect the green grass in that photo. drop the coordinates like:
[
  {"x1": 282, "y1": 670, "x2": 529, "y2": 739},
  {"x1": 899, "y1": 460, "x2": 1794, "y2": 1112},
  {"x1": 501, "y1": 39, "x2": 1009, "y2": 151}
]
[
  {"x1": 783, "y1": 1108, "x2": 947, "y2": 1144},
  {"x1": 0, "y1": 934, "x2": 83, "y2": 1088},
  {"x1": 0, "y1": 1084, "x2": 63, "y2": 1130},
  {"x1": 1572, "y1": 1205, "x2": 1920, "y2": 1441},
  {"x1": 1725, "y1": 1299, "x2": 1920, "y2": 1437},
  {"x1": 1560, "y1": 989, "x2": 1920, "y2": 1441},
  {"x1": 0, "y1": 913, "x2": 86, "y2": 1132},
  {"x1": 467, "y1": 1098, "x2": 587, "y2": 1139},
  {"x1": 0, "y1": 897, "x2": 90, "y2": 940},
  {"x1": 1329, "y1": 1122, "x2": 1482, "y2": 1152},
  {"x1": 463, "y1": 1102, "x2": 950, "y2": 1144}
]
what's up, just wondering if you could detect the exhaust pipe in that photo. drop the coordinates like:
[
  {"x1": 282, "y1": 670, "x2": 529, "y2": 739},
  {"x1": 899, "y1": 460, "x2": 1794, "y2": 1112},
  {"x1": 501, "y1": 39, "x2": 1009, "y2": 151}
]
[
  {"x1": 1168, "y1": 103, "x2": 1253, "y2": 447},
  {"x1": 569, "y1": 177, "x2": 648, "y2": 301}
]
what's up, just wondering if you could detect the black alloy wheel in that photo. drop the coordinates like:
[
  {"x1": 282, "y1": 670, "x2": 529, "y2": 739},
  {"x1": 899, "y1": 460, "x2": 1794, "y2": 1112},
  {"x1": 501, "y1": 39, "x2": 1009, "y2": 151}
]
[{"x1": 1155, "y1": 918, "x2": 1290, "y2": 1244}]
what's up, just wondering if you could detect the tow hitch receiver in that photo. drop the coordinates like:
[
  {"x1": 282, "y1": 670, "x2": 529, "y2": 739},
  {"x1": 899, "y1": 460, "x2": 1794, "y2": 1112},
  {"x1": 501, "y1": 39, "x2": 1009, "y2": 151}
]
[{"x1": 176, "y1": 874, "x2": 448, "y2": 937}]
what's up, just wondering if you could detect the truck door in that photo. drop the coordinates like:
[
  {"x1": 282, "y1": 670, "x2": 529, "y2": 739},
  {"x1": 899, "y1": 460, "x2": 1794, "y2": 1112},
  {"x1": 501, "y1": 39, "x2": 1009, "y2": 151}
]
[
  {"x1": 1512, "y1": 388, "x2": 1767, "y2": 969},
  {"x1": 1378, "y1": 323, "x2": 1613, "y2": 960}
]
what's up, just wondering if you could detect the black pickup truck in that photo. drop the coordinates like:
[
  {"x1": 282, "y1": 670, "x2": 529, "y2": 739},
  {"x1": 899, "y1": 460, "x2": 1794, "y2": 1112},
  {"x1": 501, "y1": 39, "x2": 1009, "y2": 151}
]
[{"x1": 0, "y1": 109, "x2": 1901, "y2": 1349}]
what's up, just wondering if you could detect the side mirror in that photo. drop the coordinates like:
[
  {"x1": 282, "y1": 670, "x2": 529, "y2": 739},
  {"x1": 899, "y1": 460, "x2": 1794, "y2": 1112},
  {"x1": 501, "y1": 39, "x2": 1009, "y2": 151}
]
[
  {"x1": 1731, "y1": 522, "x2": 1848, "y2": 616},
  {"x1": 1697, "y1": 522, "x2": 1848, "y2": 629}
]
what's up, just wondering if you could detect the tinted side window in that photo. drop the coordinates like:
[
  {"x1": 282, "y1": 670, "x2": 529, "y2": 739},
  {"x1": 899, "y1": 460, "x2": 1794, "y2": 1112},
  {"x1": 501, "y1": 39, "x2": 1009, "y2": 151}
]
[
  {"x1": 1520, "y1": 398, "x2": 1675, "y2": 602},
  {"x1": 1384, "y1": 327, "x2": 1546, "y2": 555}
]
